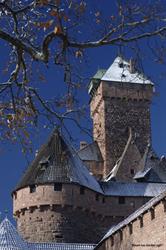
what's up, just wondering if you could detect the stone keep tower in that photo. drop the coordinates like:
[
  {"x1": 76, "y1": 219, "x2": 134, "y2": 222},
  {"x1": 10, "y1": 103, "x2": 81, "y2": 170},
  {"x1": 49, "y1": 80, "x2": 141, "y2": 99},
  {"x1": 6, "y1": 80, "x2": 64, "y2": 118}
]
[
  {"x1": 12, "y1": 130, "x2": 104, "y2": 243},
  {"x1": 89, "y1": 57, "x2": 154, "y2": 178}
]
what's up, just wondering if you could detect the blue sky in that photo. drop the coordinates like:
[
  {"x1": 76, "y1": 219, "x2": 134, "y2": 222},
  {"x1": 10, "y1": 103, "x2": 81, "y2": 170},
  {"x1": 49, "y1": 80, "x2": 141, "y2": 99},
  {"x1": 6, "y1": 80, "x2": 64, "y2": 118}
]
[
  {"x1": 0, "y1": 1, "x2": 166, "y2": 224},
  {"x1": 1, "y1": 45, "x2": 166, "y2": 224}
]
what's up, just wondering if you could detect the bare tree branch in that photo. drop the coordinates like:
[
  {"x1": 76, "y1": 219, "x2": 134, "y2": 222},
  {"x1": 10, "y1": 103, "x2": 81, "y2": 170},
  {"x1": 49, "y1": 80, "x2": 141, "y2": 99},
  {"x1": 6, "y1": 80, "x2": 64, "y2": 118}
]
[{"x1": 0, "y1": 0, "x2": 165, "y2": 147}]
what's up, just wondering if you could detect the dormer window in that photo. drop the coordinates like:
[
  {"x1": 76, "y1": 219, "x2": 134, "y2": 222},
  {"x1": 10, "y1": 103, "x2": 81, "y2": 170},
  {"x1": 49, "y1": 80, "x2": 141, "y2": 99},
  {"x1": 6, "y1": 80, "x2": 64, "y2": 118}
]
[
  {"x1": 39, "y1": 157, "x2": 49, "y2": 170},
  {"x1": 40, "y1": 162, "x2": 48, "y2": 170},
  {"x1": 38, "y1": 157, "x2": 50, "y2": 177},
  {"x1": 30, "y1": 185, "x2": 36, "y2": 193}
]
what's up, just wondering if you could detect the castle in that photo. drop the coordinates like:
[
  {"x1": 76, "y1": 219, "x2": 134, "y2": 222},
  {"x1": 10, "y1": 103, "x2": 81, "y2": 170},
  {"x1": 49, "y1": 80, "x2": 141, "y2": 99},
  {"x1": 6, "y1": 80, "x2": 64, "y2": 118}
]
[{"x1": 1, "y1": 56, "x2": 166, "y2": 249}]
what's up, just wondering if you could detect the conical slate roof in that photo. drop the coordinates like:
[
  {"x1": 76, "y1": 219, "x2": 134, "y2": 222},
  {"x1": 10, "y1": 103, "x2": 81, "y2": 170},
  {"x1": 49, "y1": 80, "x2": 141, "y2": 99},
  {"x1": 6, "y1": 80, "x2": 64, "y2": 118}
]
[
  {"x1": 101, "y1": 56, "x2": 153, "y2": 85},
  {"x1": 78, "y1": 141, "x2": 103, "y2": 162},
  {"x1": 134, "y1": 145, "x2": 166, "y2": 183},
  {"x1": 15, "y1": 130, "x2": 103, "y2": 193},
  {"x1": 0, "y1": 218, "x2": 27, "y2": 249},
  {"x1": 0, "y1": 218, "x2": 95, "y2": 249}
]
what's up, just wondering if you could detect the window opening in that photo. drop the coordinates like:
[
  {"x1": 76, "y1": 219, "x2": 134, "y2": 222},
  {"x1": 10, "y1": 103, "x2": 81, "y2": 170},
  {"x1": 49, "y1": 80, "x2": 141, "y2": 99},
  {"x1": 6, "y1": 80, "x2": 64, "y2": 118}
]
[
  {"x1": 54, "y1": 183, "x2": 62, "y2": 191},
  {"x1": 30, "y1": 185, "x2": 36, "y2": 193},
  {"x1": 118, "y1": 196, "x2": 125, "y2": 204}
]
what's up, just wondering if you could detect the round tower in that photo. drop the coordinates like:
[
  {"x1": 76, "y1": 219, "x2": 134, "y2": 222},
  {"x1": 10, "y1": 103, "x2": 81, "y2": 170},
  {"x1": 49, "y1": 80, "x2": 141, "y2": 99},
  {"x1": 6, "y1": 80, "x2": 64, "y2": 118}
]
[
  {"x1": 89, "y1": 57, "x2": 154, "y2": 178},
  {"x1": 12, "y1": 130, "x2": 104, "y2": 243}
]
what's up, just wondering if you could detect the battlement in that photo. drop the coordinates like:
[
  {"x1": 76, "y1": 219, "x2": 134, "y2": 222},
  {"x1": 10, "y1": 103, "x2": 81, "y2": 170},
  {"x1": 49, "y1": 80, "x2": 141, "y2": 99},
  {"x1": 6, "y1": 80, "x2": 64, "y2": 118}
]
[
  {"x1": 90, "y1": 58, "x2": 154, "y2": 177},
  {"x1": 12, "y1": 57, "x2": 159, "y2": 245},
  {"x1": 13, "y1": 184, "x2": 108, "y2": 243},
  {"x1": 13, "y1": 182, "x2": 153, "y2": 243},
  {"x1": 90, "y1": 81, "x2": 153, "y2": 117}
]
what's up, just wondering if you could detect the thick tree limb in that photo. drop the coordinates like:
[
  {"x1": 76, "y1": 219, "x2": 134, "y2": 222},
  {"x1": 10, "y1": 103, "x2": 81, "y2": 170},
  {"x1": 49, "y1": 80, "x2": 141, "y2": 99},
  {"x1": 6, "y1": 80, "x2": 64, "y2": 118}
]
[
  {"x1": 68, "y1": 26, "x2": 166, "y2": 48},
  {"x1": 0, "y1": 30, "x2": 40, "y2": 60}
]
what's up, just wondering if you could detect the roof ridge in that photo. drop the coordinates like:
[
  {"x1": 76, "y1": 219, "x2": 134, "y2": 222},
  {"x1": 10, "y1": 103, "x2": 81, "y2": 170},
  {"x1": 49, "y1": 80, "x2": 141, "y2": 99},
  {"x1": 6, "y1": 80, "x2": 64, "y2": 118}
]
[
  {"x1": 101, "y1": 56, "x2": 153, "y2": 85},
  {"x1": 14, "y1": 130, "x2": 103, "y2": 194}
]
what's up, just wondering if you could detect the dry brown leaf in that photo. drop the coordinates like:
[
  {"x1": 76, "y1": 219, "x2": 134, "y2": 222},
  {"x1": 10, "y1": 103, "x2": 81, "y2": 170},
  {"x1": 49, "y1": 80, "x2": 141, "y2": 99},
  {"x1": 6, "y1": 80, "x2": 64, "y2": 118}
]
[
  {"x1": 54, "y1": 26, "x2": 62, "y2": 34},
  {"x1": 50, "y1": 9, "x2": 58, "y2": 17},
  {"x1": 95, "y1": 11, "x2": 100, "y2": 17},
  {"x1": 75, "y1": 50, "x2": 83, "y2": 58}
]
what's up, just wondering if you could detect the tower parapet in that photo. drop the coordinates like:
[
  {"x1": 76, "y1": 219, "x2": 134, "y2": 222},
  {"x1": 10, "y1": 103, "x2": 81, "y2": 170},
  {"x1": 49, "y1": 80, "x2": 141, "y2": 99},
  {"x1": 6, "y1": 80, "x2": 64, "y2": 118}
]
[
  {"x1": 12, "y1": 130, "x2": 104, "y2": 243},
  {"x1": 89, "y1": 57, "x2": 154, "y2": 178},
  {"x1": 13, "y1": 129, "x2": 166, "y2": 244}
]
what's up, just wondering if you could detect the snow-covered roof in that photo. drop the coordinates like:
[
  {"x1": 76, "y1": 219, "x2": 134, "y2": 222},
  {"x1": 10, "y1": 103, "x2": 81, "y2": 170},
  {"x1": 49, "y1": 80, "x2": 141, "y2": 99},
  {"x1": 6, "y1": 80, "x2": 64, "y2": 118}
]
[{"x1": 101, "y1": 57, "x2": 153, "y2": 85}]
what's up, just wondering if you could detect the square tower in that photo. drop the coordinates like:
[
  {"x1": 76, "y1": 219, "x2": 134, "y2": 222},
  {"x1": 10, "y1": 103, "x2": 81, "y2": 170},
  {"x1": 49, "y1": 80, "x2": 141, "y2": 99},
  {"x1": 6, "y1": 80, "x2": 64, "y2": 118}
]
[{"x1": 89, "y1": 57, "x2": 154, "y2": 178}]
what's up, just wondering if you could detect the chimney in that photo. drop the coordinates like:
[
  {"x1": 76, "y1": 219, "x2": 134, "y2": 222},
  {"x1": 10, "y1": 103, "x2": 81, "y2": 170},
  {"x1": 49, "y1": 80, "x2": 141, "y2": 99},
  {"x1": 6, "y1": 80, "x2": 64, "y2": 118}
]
[
  {"x1": 80, "y1": 141, "x2": 88, "y2": 150},
  {"x1": 160, "y1": 155, "x2": 166, "y2": 164},
  {"x1": 129, "y1": 58, "x2": 135, "y2": 74}
]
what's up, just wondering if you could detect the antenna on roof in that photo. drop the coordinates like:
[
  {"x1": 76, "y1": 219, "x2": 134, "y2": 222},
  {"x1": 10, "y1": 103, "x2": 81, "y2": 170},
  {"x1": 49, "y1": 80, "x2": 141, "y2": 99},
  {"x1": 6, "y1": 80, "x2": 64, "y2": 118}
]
[
  {"x1": 118, "y1": 46, "x2": 121, "y2": 57},
  {"x1": 117, "y1": 45, "x2": 124, "y2": 59},
  {"x1": 129, "y1": 58, "x2": 136, "y2": 74},
  {"x1": 117, "y1": 46, "x2": 126, "y2": 69}
]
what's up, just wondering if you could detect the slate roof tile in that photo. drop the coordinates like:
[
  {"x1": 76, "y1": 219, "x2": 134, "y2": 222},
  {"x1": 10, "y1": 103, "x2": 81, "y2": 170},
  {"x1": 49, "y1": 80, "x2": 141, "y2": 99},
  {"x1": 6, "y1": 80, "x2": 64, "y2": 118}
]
[
  {"x1": 78, "y1": 142, "x2": 103, "y2": 162},
  {"x1": 0, "y1": 218, "x2": 28, "y2": 249},
  {"x1": 134, "y1": 145, "x2": 166, "y2": 183},
  {"x1": 0, "y1": 218, "x2": 95, "y2": 250},
  {"x1": 101, "y1": 181, "x2": 166, "y2": 197},
  {"x1": 14, "y1": 130, "x2": 103, "y2": 194}
]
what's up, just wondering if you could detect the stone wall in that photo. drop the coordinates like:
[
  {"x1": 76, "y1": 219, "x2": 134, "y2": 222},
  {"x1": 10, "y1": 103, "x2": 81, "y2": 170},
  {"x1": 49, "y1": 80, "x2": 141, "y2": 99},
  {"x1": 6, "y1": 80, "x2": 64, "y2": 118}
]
[
  {"x1": 97, "y1": 198, "x2": 166, "y2": 250},
  {"x1": 90, "y1": 83, "x2": 106, "y2": 178},
  {"x1": 115, "y1": 141, "x2": 142, "y2": 182},
  {"x1": 16, "y1": 205, "x2": 106, "y2": 243},
  {"x1": 90, "y1": 81, "x2": 153, "y2": 177},
  {"x1": 13, "y1": 183, "x2": 151, "y2": 243},
  {"x1": 82, "y1": 160, "x2": 104, "y2": 180}
]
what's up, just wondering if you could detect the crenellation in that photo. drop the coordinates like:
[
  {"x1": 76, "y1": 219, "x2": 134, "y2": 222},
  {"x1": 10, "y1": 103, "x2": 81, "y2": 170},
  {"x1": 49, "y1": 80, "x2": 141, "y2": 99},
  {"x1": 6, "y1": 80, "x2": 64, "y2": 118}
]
[
  {"x1": 90, "y1": 78, "x2": 153, "y2": 177},
  {"x1": 13, "y1": 180, "x2": 152, "y2": 243},
  {"x1": 97, "y1": 197, "x2": 166, "y2": 250},
  {"x1": 11, "y1": 56, "x2": 166, "y2": 248}
]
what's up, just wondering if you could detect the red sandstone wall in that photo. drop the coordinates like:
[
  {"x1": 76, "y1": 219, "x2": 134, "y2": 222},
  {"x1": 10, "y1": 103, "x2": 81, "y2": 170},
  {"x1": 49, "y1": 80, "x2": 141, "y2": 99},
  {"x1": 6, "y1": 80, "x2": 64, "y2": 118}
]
[
  {"x1": 13, "y1": 183, "x2": 150, "y2": 243},
  {"x1": 90, "y1": 81, "x2": 153, "y2": 178},
  {"x1": 82, "y1": 160, "x2": 104, "y2": 180},
  {"x1": 97, "y1": 200, "x2": 166, "y2": 250}
]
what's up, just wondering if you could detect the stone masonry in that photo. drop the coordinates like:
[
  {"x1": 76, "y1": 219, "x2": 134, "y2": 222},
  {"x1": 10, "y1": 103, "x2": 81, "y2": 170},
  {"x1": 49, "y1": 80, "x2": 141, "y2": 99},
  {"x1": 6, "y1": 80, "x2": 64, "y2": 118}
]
[
  {"x1": 96, "y1": 193, "x2": 166, "y2": 250},
  {"x1": 90, "y1": 81, "x2": 153, "y2": 178},
  {"x1": 13, "y1": 183, "x2": 151, "y2": 243},
  {"x1": 13, "y1": 57, "x2": 163, "y2": 246}
]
